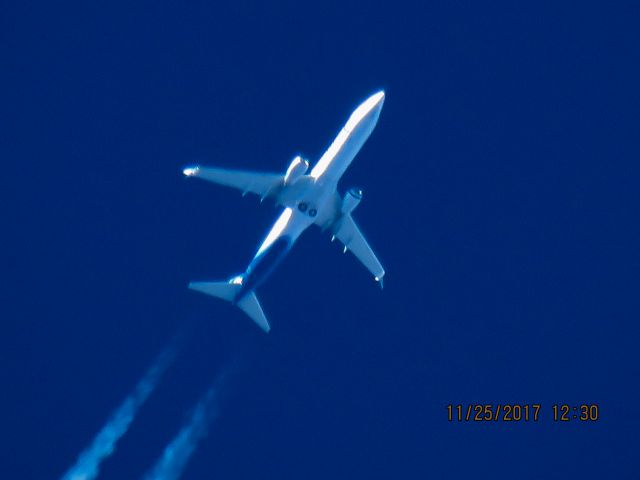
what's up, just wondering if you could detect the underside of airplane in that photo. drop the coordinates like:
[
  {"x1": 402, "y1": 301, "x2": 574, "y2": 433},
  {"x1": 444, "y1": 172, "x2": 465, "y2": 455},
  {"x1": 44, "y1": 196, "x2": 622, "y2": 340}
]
[{"x1": 183, "y1": 91, "x2": 386, "y2": 332}]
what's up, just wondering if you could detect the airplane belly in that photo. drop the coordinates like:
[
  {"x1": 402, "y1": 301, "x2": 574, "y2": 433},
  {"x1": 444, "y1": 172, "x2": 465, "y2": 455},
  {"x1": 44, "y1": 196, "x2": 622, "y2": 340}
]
[
  {"x1": 329, "y1": 118, "x2": 378, "y2": 179},
  {"x1": 240, "y1": 209, "x2": 313, "y2": 297},
  {"x1": 310, "y1": 91, "x2": 384, "y2": 183},
  {"x1": 240, "y1": 236, "x2": 293, "y2": 295}
]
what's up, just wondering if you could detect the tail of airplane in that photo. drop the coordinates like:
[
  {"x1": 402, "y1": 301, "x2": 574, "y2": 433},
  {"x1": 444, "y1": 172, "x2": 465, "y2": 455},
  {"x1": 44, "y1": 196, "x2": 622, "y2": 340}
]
[{"x1": 188, "y1": 279, "x2": 271, "y2": 332}]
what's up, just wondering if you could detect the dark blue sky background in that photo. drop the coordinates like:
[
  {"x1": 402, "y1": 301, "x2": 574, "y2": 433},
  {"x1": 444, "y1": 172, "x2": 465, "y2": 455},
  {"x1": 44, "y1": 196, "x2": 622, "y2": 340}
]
[{"x1": 2, "y1": 1, "x2": 639, "y2": 478}]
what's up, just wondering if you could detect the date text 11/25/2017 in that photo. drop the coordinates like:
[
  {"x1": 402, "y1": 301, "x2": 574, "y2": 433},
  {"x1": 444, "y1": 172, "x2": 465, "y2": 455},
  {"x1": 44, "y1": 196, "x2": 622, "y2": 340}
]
[{"x1": 446, "y1": 404, "x2": 599, "y2": 422}]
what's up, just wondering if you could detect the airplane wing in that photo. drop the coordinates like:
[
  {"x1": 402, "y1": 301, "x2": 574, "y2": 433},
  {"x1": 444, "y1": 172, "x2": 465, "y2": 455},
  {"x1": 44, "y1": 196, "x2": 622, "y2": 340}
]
[
  {"x1": 183, "y1": 166, "x2": 283, "y2": 200},
  {"x1": 333, "y1": 214, "x2": 385, "y2": 286}
]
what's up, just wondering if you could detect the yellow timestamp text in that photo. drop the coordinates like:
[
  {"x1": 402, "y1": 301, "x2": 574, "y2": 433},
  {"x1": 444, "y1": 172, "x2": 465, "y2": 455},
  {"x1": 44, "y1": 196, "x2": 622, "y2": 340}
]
[{"x1": 446, "y1": 404, "x2": 600, "y2": 422}]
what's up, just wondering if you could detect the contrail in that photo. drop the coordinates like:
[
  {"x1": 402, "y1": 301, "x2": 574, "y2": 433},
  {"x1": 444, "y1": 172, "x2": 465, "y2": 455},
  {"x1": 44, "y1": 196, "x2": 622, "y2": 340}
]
[
  {"x1": 61, "y1": 346, "x2": 176, "y2": 480},
  {"x1": 141, "y1": 369, "x2": 229, "y2": 480}
]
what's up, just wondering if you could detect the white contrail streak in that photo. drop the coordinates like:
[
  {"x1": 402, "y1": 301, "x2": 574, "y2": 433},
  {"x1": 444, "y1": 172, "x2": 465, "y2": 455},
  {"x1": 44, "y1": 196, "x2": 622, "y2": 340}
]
[
  {"x1": 141, "y1": 372, "x2": 227, "y2": 480},
  {"x1": 61, "y1": 347, "x2": 176, "y2": 480}
]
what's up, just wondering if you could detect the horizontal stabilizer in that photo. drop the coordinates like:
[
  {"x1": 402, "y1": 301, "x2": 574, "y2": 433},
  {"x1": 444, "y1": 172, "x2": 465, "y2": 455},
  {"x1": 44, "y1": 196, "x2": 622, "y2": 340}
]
[
  {"x1": 189, "y1": 281, "x2": 239, "y2": 301},
  {"x1": 236, "y1": 292, "x2": 270, "y2": 332},
  {"x1": 188, "y1": 280, "x2": 271, "y2": 333}
]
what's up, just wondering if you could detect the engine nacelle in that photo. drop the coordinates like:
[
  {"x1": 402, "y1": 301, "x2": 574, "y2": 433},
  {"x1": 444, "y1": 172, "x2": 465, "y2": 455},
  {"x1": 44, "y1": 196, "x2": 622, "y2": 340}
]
[
  {"x1": 341, "y1": 187, "x2": 363, "y2": 215},
  {"x1": 284, "y1": 156, "x2": 309, "y2": 185}
]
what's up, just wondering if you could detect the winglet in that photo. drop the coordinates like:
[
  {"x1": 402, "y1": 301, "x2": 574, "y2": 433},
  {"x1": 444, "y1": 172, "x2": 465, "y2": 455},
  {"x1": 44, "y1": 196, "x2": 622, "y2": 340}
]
[{"x1": 183, "y1": 166, "x2": 200, "y2": 177}]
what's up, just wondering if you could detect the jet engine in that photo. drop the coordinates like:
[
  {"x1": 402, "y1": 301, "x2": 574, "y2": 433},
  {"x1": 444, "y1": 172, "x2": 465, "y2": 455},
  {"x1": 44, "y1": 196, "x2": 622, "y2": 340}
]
[
  {"x1": 284, "y1": 156, "x2": 310, "y2": 185},
  {"x1": 341, "y1": 187, "x2": 363, "y2": 215}
]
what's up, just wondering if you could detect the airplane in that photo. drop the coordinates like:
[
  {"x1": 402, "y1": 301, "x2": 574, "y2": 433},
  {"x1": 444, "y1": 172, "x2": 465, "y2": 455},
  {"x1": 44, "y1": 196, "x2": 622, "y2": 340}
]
[{"x1": 183, "y1": 91, "x2": 386, "y2": 332}]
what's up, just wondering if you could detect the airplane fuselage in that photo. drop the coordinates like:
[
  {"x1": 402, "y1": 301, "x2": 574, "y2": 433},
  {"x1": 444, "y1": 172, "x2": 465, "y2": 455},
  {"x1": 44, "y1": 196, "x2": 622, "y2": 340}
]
[
  {"x1": 236, "y1": 181, "x2": 332, "y2": 298},
  {"x1": 236, "y1": 92, "x2": 385, "y2": 300}
]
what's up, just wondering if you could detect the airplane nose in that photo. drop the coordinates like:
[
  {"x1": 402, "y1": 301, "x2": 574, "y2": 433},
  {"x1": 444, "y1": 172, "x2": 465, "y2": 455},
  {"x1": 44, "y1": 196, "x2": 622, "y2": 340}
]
[
  {"x1": 363, "y1": 90, "x2": 384, "y2": 110},
  {"x1": 372, "y1": 90, "x2": 385, "y2": 106},
  {"x1": 368, "y1": 90, "x2": 385, "y2": 115},
  {"x1": 344, "y1": 90, "x2": 386, "y2": 133},
  {"x1": 369, "y1": 90, "x2": 385, "y2": 118},
  {"x1": 361, "y1": 90, "x2": 385, "y2": 114}
]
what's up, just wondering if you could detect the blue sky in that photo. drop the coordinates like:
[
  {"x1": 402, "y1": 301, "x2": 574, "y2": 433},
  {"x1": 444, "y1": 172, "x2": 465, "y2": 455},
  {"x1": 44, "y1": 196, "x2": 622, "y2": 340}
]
[{"x1": 2, "y1": 1, "x2": 639, "y2": 479}]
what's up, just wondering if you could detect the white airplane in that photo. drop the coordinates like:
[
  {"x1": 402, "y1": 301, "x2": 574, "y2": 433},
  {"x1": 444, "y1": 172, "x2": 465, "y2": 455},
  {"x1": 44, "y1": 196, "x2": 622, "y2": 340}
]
[{"x1": 183, "y1": 91, "x2": 386, "y2": 332}]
